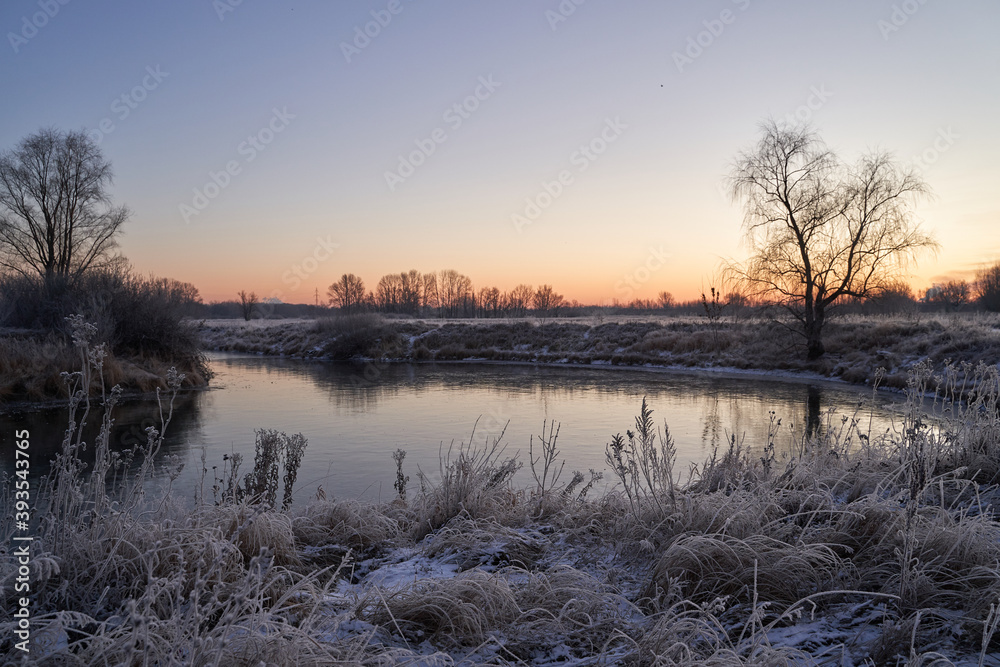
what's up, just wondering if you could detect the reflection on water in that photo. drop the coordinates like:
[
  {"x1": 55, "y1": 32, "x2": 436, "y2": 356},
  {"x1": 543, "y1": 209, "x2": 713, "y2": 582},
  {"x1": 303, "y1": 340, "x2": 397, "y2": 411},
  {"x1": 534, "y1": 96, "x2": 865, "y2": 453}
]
[
  {"x1": 1, "y1": 392, "x2": 204, "y2": 486},
  {"x1": 1, "y1": 353, "x2": 909, "y2": 502}
]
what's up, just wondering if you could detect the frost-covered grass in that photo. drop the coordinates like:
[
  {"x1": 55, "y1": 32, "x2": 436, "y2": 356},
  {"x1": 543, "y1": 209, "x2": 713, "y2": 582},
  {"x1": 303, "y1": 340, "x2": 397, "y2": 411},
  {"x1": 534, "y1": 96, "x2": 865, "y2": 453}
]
[
  {"x1": 198, "y1": 312, "x2": 1000, "y2": 388},
  {"x1": 4, "y1": 323, "x2": 1000, "y2": 664}
]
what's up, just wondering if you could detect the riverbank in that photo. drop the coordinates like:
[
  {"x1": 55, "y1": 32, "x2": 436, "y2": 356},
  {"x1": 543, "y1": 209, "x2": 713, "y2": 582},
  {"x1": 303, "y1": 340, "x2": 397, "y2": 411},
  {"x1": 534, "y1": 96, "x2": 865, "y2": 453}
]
[
  {"x1": 199, "y1": 313, "x2": 1000, "y2": 389},
  {"x1": 4, "y1": 357, "x2": 999, "y2": 665},
  {"x1": 0, "y1": 328, "x2": 210, "y2": 404}
]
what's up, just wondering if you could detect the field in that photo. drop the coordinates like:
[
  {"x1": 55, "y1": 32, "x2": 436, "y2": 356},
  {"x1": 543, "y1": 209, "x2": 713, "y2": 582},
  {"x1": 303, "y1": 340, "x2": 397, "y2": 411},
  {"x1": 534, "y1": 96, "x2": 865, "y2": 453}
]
[{"x1": 3, "y1": 322, "x2": 1000, "y2": 665}]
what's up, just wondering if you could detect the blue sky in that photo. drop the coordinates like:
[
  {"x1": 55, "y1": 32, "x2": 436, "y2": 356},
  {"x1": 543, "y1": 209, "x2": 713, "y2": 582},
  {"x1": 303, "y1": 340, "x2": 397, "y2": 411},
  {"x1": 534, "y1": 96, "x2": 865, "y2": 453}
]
[{"x1": 2, "y1": 0, "x2": 998, "y2": 303}]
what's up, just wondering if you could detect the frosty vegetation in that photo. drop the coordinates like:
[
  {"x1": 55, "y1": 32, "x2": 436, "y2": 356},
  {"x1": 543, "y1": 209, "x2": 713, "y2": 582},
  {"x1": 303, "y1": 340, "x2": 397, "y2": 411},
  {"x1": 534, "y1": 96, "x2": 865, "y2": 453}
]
[
  {"x1": 0, "y1": 267, "x2": 209, "y2": 402},
  {"x1": 3, "y1": 318, "x2": 1000, "y2": 665},
  {"x1": 200, "y1": 312, "x2": 1000, "y2": 390}
]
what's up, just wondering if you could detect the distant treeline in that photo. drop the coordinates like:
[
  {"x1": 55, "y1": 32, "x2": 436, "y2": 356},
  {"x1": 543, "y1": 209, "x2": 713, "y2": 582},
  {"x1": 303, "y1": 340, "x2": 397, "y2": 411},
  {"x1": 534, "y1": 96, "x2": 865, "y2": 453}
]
[
  {"x1": 206, "y1": 264, "x2": 1000, "y2": 320},
  {"x1": 12, "y1": 266, "x2": 994, "y2": 324}
]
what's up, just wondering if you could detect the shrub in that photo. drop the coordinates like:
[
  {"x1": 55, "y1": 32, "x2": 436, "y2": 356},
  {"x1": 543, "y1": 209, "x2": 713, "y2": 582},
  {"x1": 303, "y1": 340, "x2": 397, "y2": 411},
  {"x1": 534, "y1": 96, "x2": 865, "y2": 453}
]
[
  {"x1": 414, "y1": 422, "x2": 522, "y2": 534},
  {"x1": 1, "y1": 268, "x2": 201, "y2": 354},
  {"x1": 0, "y1": 267, "x2": 209, "y2": 398},
  {"x1": 217, "y1": 428, "x2": 308, "y2": 511},
  {"x1": 314, "y1": 313, "x2": 403, "y2": 360}
]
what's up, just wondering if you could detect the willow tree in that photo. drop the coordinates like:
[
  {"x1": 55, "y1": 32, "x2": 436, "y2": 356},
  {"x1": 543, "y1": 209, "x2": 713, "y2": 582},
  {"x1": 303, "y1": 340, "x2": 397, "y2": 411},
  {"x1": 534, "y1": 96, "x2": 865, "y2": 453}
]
[{"x1": 728, "y1": 120, "x2": 936, "y2": 359}]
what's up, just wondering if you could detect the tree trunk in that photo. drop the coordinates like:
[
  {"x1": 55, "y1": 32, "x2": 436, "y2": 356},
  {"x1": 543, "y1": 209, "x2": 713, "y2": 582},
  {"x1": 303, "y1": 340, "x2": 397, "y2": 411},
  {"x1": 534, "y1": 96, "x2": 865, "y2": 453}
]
[
  {"x1": 805, "y1": 312, "x2": 826, "y2": 360},
  {"x1": 806, "y1": 331, "x2": 825, "y2": 359}
]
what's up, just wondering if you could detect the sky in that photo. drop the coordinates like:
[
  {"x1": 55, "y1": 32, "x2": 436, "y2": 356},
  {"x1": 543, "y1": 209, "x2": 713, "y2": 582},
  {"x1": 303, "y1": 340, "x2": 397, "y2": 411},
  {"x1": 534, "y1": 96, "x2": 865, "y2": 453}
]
[{"x1": 1, "y1": 0, "x2": 998, "y2": 305}]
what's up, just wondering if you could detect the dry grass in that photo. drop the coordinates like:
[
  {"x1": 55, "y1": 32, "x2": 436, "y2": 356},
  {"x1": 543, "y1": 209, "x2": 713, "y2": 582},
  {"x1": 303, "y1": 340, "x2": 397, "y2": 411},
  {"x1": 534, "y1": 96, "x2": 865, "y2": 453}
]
[
  {"x1": 0, "y1": 334, "x2": 79, "y2": 400},
  {"x1": 358, "y1": 565, "x2": 632, "y2": 656},
  {"x1": 629, "y1": 602, "x2": 815, "y2": 666},
  {"x1": 421, "y1": 516, "x2": 545, "y2": 570},
  {"x1": 4, "y1": 320, "x2": 1000, "y2": 664},
  {"x1": 0, "y1": 333, "x2": 208, "y2": 403},
  {"x1": 293, "y1": 497, "x2": 402, "y2": 551},
  {"x1": 648, "y1": 533, "x2": 851, "y2": 608},
  {"x1": 359, "y1": 570, "x2": 522, "y2": 645},
  {"x1": 411, "y1": 421, "x2": 523, "y2": 535}
]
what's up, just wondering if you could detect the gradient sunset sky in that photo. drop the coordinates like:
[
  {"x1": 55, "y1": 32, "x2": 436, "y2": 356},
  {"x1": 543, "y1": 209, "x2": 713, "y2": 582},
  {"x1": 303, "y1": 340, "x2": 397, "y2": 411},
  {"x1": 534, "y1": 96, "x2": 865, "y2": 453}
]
[{"x1": 2, "y1": 1, "x2": 998, "y2": 305}]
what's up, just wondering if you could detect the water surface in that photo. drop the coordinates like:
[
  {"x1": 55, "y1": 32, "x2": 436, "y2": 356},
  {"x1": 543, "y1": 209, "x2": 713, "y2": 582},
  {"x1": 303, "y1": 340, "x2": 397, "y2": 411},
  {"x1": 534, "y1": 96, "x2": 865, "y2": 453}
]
[{"x1": 2, "y1": 354, "x2": 912, "y2": 502}]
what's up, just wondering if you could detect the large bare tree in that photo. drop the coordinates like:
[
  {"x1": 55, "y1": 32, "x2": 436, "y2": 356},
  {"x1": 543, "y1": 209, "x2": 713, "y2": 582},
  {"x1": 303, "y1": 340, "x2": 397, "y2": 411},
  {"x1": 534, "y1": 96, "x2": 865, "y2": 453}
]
[
  {"x1": 327, "y1": 273, "x2": 366, "y2": 313},
  {"x1": 398, "y1": 269, "x2": 422, "y2": 315},
  {"x1": 505, "y1": 284, "x2": 534, "y2": 318},
  {"x1": 375, "y1": 273, "x2": 402, "y2": 312},
  {"x1": 532, "y1": 284, "x2": 565, "y2": 318},
  {"x1": 439, "y1": 269, "x2": 473, "y2": 318},
  {"x1": 0, "y1": 128, "x2": 129, "y2": 287},
  {"x1": 421, "y1": 271, "x2": 439, "y2": 313},
  {"x1": 728, "y1": 121, "x2": 936, "y2": 359}
]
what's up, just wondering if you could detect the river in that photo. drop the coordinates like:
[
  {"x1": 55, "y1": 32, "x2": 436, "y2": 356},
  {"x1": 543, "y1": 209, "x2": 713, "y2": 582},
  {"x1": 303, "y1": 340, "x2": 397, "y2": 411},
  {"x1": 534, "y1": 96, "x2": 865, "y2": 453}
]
[{"x1": 1, "y1": 353, "x2": 914, "y2": 503}]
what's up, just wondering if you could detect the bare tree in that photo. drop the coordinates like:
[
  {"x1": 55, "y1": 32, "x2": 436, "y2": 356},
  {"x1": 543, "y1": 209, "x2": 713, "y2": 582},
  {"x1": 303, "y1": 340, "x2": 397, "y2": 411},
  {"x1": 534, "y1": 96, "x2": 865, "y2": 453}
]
[
  {"x1": 398, "y1": 269, "x2": 422, "y2": 315},
  {"x1": 505, "y1": 284, "x2": 534, "y2": 318},
  {"x1": 327, "y1": 273, "x2": 366, "y2": 313},
  {"x1": 479, "y1": 286, "x2": 501, "y2": 317},
  {"x1": 476, "y1": 287, "x2": 494, "y2": 317},
  {"x1": 421, "y1": 271, "x2": 439, "y2": 313},
  {"x1": 439, "y1": 269, "x2": 473, "y2": 318},
  {"x1": 728, "y1": 120, "x2": 936, "y2": 359},
  {"x1": 533, "y1": 284, "x2": 564, "y2": 318},
  {"x1": 238, "y1": 290, "x2": 258, "y2": 321},
  {"x1": 626, "y1": 298, "x2": 656, "y2": 310},
  {"x1": 975, "y1": 263, "x2": 1000, "y2": 312},
  {"x1": 0, "y1": 128, "x2": 129, "y2": 287},
  {"x1": 657, "y1": 291, "x2": 674, "y2": 310},
  {"x1": 865, "y1": 279, "x2": 915, "y2": 314},
  {"x1": 152, "y1": 277, "x2": 202, "y2": 317},
  {"x1": 374, "y1": 273, "x2": 403, "y2": 312},
  {"x1": 928, "y1": 280, "x2": 970, "y2": 312}
]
